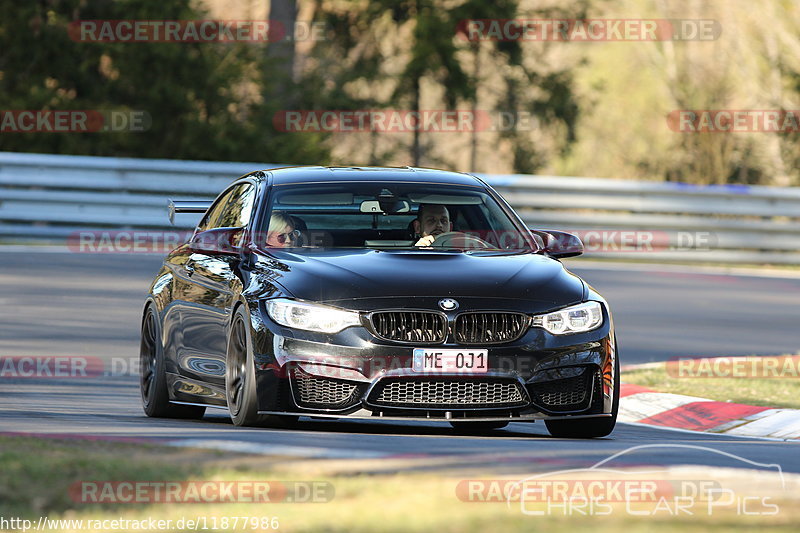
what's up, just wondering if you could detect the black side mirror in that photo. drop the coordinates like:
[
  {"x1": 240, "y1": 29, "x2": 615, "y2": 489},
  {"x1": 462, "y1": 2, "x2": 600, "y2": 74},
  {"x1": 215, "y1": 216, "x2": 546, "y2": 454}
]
[
  {"x1": 540, "y1": 230, "x2": 584, "y2": 259},
  {"x1": 189, "y1": 227, "x2": 244, "y2": 256}
]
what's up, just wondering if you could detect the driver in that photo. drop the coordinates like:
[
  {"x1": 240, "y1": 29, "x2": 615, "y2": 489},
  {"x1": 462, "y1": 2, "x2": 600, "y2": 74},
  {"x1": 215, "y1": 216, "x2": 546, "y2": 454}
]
[
  {"x1": 413, "y1": 204, "x2": 453, "y2": 246},
  {"x1": 266, "y1": 211, "x2": 300, "y2": 247}
]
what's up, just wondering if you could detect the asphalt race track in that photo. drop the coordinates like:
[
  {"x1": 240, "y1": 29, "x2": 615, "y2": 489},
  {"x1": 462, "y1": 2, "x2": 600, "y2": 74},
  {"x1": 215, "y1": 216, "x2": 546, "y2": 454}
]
[{"x1": 1, "y1": 249, "x2": 799, "y2": 476}]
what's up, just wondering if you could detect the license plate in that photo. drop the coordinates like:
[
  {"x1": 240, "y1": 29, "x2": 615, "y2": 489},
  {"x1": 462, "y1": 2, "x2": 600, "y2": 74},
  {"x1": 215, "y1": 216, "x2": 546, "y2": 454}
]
[{"x1": 411, "y1": 348, "x2": 488, "y2": 374}]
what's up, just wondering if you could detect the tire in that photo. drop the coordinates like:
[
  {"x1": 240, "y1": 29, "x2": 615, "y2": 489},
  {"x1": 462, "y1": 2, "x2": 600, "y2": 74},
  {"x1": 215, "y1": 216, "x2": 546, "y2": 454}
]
[
  {"x1": 544, "y1": 355, "x2": 620, "y2": 439},
  {"x1": 226, "y1": 306, "x2": 297, "y2": 428},
  {"x1": 140, "y1": 305, "x2": 206, "y2": 419},
  {"x1": 450, "y1": 421, "x2": 509, "y2": 432}
]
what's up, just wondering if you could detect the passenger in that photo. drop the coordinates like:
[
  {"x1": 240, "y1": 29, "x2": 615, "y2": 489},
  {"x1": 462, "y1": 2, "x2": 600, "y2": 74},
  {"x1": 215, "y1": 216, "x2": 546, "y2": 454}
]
[
  {"x1": 266, "y1": 211, "x2": 300, "y2": 247},
  {"x1": 413, "y1": 204, "x2": 453, "y2": 246}
]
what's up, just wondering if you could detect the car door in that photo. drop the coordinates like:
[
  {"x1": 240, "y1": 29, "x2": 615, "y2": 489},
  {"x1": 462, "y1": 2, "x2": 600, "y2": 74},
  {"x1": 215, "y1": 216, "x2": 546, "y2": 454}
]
[{"x1": 176, "y1": 182, "x2": 257, "y2": 390}]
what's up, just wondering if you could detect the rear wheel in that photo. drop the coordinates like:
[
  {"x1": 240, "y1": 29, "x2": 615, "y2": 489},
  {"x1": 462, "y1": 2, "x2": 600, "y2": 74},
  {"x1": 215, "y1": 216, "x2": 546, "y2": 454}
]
[
  {"x1": 544, "y1": 356, "x2": 620, "y2": 439},
  {"x1": 226, "y1": 306, "x2": 297, "y2": 428},
  {"x1": 450, "y1": 421, "x2": 509, "y2": 432},
  {"x1": 140, "y1": 305, "x2": 206, "y2": 419}
]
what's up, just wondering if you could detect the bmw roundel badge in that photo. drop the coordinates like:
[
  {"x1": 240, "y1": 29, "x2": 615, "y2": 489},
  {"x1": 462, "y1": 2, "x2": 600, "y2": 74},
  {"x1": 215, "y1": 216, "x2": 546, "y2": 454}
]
[{"x1": 438, "y1": 298, "x2": 459, "y2": 311}]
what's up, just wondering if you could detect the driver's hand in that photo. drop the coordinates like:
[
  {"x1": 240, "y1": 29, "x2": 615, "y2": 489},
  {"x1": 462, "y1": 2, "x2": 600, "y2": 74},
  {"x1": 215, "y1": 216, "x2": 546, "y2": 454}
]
[{"x1": 414, "y1": 235, "x2": 436, "y2": 247}]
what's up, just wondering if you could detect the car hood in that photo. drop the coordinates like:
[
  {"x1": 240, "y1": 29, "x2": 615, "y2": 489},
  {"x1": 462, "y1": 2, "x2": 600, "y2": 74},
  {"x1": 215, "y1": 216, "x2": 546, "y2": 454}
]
[{"x1": 254, "y1": 249, "x2": 585, "y2": 311}]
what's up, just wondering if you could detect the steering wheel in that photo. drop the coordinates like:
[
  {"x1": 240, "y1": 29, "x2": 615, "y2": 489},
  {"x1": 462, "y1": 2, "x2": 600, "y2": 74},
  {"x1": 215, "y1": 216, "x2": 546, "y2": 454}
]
[{"x1": 430, "y1": 231, "x2": 492, "y2": 249}]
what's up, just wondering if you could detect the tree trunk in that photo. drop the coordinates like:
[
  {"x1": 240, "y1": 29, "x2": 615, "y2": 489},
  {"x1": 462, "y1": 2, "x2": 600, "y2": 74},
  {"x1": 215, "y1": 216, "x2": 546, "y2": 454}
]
[
  {"x1": 269, "y1": 0, "x2": 297, "y2": 100},
  {"x1": 412, "y1": 75, "x2": 421, "y2": 166},
  {"x1": 762, "y1": 9, "x2": 790, "y2": 187},
  {"x1": 469, "y1": 41, "x2": 480, "y2": 173}
]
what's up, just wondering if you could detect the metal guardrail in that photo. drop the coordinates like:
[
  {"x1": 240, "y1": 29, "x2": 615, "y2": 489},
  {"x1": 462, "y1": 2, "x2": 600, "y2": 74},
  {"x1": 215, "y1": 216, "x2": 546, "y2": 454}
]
[
  {"x1": 1, "y1": 151, "x2": 799, "y2": 264},
  {"x1": 476, "y1": 173, "x2": 800, "y2": 264}
]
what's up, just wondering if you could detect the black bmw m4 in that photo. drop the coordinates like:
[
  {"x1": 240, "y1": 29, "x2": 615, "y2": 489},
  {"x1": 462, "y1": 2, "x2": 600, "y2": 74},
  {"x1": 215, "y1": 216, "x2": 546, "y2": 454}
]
[{"x1": 140, "y1": 166, "x2": 619, "y2": 438}]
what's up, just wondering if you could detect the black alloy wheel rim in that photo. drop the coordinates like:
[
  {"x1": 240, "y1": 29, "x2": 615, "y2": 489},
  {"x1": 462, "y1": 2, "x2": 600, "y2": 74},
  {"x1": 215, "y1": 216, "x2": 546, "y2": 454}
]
[
  {"x1": 226, "y1": 318, "x2": 248, "y2": 416},
  {"x1": 140, "y1": 311, "x2": 157, "y2": 404}
]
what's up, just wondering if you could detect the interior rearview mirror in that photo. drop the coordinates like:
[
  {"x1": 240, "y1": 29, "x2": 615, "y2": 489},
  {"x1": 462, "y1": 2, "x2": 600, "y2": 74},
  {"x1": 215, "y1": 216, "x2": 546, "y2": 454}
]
[{"x1": 360, "y1": 200, "x2": 411, "y2": 214}]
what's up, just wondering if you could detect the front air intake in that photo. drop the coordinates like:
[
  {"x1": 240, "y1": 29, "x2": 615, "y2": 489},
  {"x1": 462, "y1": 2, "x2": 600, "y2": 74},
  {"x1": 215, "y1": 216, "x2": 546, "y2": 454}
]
[
  {"x1": 369, "y1": 377, "x2": 528, "y2": 408},
  {"x1": 290, "y1": 367, "x2": 361, "y2": 409},
  {"x1": 528, "y1": 367, "x2": 596, "y2": 412}
]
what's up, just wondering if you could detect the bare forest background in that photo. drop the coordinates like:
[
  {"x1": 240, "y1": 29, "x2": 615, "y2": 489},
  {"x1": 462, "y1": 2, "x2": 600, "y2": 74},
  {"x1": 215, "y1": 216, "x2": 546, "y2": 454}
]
[{"x1": 2, "y1": 0, "x2": 799, "y2": 186}]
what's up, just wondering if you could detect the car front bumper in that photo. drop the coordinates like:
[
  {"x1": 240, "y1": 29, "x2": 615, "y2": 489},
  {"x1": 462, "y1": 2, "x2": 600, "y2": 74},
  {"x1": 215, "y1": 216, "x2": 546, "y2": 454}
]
[{"x1": 250, "y1": 301, "x2": 617, "y2": 422}]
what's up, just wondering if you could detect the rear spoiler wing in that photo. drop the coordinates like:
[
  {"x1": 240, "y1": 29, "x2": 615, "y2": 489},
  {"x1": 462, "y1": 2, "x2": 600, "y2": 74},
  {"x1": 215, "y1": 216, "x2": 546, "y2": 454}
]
[{"x1": 167, "y1": 200, "x2": 212, "y2": 224}]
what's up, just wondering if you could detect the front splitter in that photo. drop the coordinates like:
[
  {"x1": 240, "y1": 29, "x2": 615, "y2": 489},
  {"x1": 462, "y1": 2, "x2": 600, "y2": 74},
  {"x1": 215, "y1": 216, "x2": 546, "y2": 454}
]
[{"x1": 256, "y1": 410, "x2": 613, "y2": 422}]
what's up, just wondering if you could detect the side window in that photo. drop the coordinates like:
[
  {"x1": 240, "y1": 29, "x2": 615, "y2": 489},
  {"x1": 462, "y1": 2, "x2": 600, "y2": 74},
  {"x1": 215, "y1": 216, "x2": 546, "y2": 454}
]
[
  {"x1": 218, "y1": 184, "x2": 256, "y2": 228},
  {"x1": 197, "y1": 188, "x2": 236, "y2": 232}
]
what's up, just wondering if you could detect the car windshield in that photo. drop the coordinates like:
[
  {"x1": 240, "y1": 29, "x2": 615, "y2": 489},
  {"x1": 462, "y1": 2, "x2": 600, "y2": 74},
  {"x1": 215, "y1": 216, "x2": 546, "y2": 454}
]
[{"x1": 258, "y1": 181, "x2": 537, "y2": 252}]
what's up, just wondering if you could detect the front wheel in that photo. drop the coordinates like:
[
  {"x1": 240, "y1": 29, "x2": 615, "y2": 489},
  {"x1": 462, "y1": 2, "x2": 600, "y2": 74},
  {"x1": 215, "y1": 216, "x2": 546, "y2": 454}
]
[
  {"x1": 544, "y1": 356, "x2": 620, "y2": 439},
  {"x1": 226, "y1": 306, "x2": 297, "y2": 428}
]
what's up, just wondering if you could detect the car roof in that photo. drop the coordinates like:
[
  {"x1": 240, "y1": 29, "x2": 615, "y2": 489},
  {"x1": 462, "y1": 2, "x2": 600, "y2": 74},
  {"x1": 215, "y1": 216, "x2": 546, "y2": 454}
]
[{"x1": 254, "y1": 166, "x2": 485, "y2": 187}]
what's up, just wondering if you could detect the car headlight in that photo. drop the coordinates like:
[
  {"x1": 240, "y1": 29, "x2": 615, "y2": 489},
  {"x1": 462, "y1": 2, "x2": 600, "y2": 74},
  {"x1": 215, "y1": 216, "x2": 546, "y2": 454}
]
[
  {"x1": 531, "y1": 301, "x2": 603, "y2": 335},
  {"x1": 264, "y1": 298, "x2": 362, "y2": 334}
]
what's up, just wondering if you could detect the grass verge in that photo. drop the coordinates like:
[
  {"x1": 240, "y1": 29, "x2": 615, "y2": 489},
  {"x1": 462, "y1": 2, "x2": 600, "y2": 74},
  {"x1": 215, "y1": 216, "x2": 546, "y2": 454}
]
[
  {"x1": 1, "y1": 435, "x2": 799, "y2": 532},
  {"x1": 622, "y1": 355, "x2": 800, "y2": 409}
]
